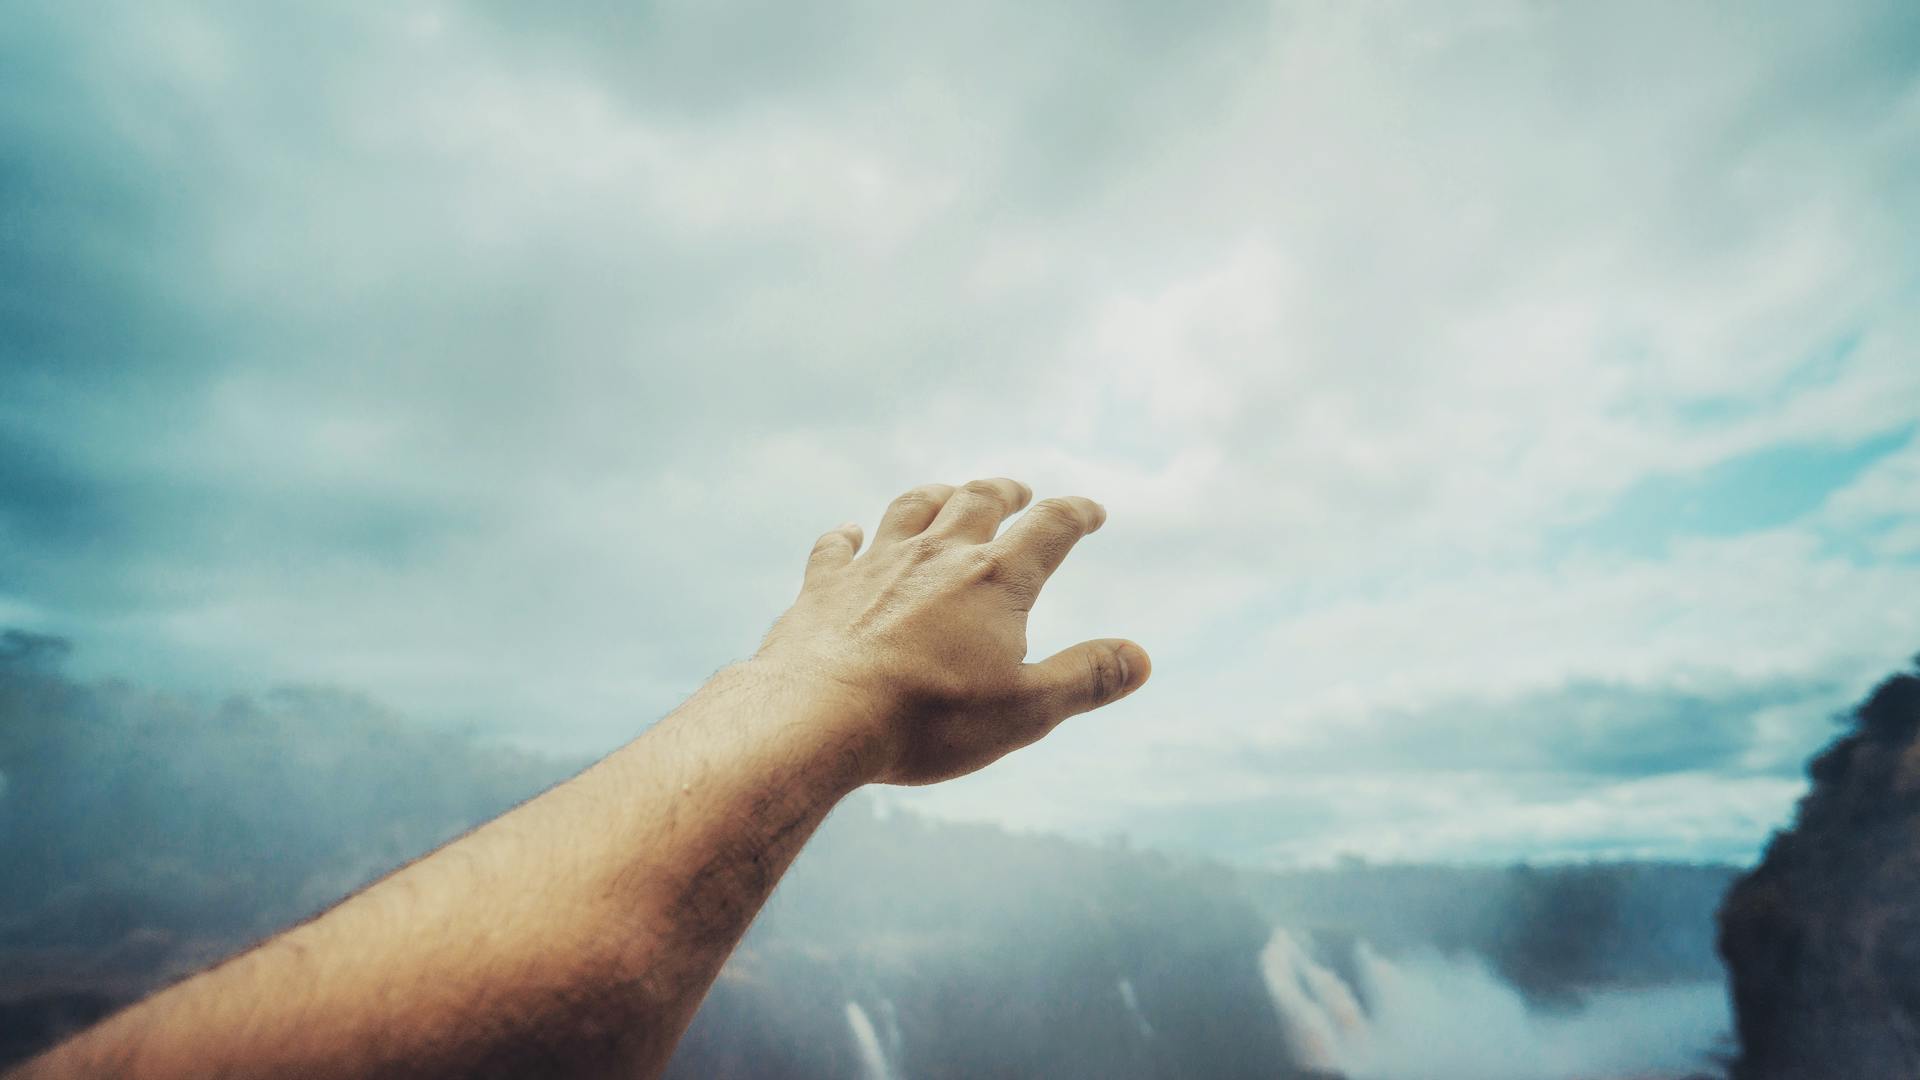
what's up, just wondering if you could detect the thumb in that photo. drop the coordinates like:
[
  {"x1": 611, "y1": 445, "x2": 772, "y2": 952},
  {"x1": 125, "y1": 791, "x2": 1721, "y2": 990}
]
[{"x1": 1021, "y1": 638, "x2": 1151, "y2": 723}]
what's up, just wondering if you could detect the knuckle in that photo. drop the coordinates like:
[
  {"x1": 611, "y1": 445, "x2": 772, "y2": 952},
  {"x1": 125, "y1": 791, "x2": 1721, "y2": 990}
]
[
  {"x1": 971, "y1": 550, "x2": 1035, "y2": 594},
  {"x1": 1085, "y1": 649, "x2": 1120, "y2": 704},
  {"x1": 961, "y1": 478, "x2": 1007, "y2": 504},
  {"x1": 901, "y1": 534, "x2": 944, "y2": 563},
  {"x1": 1032, "y1": 498, "x2": 1085, "y2": 531},
  {"x1": 890, "y1": 489, "x2": 938, "y2": 513}
]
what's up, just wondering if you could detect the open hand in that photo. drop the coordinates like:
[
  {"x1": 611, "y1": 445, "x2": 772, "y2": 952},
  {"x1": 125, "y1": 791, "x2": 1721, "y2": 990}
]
[{"x1": 755, "y1": 478, "x2": 1151, "y2": 786}]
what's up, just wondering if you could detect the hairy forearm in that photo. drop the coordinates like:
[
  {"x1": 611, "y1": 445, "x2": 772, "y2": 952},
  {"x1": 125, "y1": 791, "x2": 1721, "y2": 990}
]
[
  {"x1": 18, "y1": 660, "x2": 875, "y2": 1080},
  {"x1": 20, "y1": 477, "x2": 1147, "y2": 1079}
]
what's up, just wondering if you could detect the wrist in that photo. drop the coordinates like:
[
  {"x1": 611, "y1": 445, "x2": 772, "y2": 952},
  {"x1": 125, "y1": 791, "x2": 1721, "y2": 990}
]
[{"x1": 728, "y1": 656, "x2": 897, "y2": 791}]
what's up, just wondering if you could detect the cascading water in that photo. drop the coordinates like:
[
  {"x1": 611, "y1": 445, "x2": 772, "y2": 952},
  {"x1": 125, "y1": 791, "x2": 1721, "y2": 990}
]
[
  {"x1": 845, "y1": 999, "x2": 897, "y2": 1080},
  {"x1": 1257, "y1": 927, "x2": 1731, "y2": 1080},
  {"x1": 1258, "y1": 928, "x2": 1369, "y2": 1070},
  {"x1": 876, "y1": 996, "x2": 905, "y2": 1061},
  {"x1": 1116, "y1": 977, "x2": 1154, "y2": 1039}
]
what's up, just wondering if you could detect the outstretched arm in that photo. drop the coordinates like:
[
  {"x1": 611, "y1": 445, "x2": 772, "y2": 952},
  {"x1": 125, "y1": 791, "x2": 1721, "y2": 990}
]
[{"x1": 16, "y1": 478, "x2": 1151, "y2": 1080}]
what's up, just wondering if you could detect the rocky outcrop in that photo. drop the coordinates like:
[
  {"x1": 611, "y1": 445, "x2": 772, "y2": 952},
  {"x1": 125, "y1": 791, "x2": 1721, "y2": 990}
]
[{"x1": 1719, "y1": 659, "x2": 1920, "y2": 1078}]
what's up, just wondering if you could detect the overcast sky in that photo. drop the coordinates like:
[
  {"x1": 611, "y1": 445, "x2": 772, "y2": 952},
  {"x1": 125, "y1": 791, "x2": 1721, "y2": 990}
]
[{"x1": 4, "y1": 0, "x2": 1918, "y2": 866}]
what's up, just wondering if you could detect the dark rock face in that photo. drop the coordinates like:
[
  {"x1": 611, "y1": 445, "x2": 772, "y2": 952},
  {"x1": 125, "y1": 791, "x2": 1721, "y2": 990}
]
[{"x1": 1719, "y1": 662, "x2": 1920, "y2": 1079}]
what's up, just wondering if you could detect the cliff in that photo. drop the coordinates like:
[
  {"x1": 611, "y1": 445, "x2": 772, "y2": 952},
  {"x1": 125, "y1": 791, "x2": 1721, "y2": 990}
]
[{"x1": 1719, "y1": 658, "x2": 1920, "y2": 1078}]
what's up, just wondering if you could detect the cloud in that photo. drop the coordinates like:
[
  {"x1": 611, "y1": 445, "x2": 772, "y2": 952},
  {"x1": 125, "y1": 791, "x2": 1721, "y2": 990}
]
[
  {"x1": 3, "y1": 0, "x2": 1918, "y2": 859},
  {"x1": 899, "y1": 673, "x2": 1842, "y2": 865}
]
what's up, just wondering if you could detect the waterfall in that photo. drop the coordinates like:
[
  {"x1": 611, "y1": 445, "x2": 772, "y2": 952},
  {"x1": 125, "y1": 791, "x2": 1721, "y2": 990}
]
[
  {"x1": 1258, "y1": 928, "x2": 1369, "y2": 1069},
  {"x1": 845, "y1": 999, "x2": 897, "y2": 1080},
  {"x1": 877, "y1": 995, "x2": 906, "y2": 1060},
  {"x1": 1258, "y1": 927, "x2": 1730, "y2": 1080},
  {"x1": 1116, "y1": 977, "x2": 1155, "y2": 1038}
]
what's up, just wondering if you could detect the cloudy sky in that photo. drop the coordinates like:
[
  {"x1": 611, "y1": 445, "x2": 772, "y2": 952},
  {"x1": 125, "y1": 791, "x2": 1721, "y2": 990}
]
[{"x1": 4, "y1": 0, "x2": 1917, "y2": 866}]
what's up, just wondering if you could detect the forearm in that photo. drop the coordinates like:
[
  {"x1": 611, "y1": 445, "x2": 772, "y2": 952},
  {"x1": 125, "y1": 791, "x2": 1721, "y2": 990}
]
[
  {"x1": 18, "y1": 660, "x2": 875, "y2": 1080},
  {"x1": 19, "y1": 477, "x2": 1147, "y2": 1079}
]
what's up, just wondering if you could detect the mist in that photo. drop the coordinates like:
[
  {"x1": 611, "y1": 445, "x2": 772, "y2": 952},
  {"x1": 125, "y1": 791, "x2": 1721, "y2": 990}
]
[
  {"x1": 2, "y1": 632, "x2": 1740, "y2": 1077},
  {"x1": 1262, "y1": 930, "x2": 1728, "y2": 1079}
]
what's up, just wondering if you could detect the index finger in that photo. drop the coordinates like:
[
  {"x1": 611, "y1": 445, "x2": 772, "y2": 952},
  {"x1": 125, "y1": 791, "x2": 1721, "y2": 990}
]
[{"x1": 987, "y1": 495, "x2": 1108, "y2": 595}]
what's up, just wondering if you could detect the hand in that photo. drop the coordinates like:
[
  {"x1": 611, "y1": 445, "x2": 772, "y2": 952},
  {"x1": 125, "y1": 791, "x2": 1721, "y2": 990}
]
[{"x1": 754, "y1": 478, "x2": 1151, "y2": 786}]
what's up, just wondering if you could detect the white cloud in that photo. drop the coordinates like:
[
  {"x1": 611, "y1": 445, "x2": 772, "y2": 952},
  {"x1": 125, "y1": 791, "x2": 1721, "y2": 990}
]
[{"x1": 6, "y1": 0, "x2": 1918, "y2": 862}]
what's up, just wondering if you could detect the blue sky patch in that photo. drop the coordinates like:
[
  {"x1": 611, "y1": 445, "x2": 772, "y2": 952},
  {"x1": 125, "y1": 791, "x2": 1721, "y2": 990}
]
[{"x1": 1564, "y1": 426, "x2": 1913, "y2": 559}]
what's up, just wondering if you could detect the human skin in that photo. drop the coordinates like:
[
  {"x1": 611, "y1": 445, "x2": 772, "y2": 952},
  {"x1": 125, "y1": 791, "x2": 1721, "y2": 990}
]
[{"x1": 14, "y1": 477, "x2": 1151, "y2": 1079}]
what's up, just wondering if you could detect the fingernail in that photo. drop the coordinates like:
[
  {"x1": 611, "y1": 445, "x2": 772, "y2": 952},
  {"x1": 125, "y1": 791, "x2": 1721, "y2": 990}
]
[
  {"x1": 1116, "y1": 643, "x2": 1148, "y2": 690},
  {"x1": 838, "y1": 520, "x2": 860, "y2": 532},
  {"x1": 1092, "y1": 501, "x2": 1109, "y2": 529}
]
